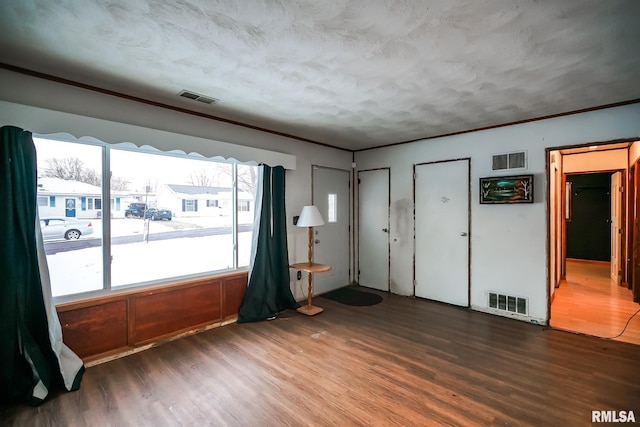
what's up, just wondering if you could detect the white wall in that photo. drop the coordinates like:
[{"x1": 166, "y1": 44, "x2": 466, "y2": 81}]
[
  {"x1": 355, "y1": 104, "x2": 640, "y2": 324},
  {"x1": 0, "y1": 69, "x2": 353, "y2": 301}
]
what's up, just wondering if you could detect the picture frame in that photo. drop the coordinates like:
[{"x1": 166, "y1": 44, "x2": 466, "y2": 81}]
[{"x1": 479, "y1": 174, "x2": 534, "y2": 204}]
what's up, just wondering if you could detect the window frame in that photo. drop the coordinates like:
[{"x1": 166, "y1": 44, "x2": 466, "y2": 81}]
[
  {"x1": 35, "y1": 137, "x2": 256, "y2": 304},
  {"x1": 238, "y1": 200, "x2": 251, "y2": 212},
  {"x1": 184, "y1": 199, "x2": 197, "y2": 212}
]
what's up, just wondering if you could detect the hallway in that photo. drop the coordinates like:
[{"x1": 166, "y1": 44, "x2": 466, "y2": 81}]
[{"x1": 551, "y1": 259, "x2": 640, "y2": 345}]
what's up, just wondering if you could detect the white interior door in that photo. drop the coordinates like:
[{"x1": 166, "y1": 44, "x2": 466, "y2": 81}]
[
  {"x1": 358, "y1": 169, "x2": 390, "y2": 291},
  {"x1": 611, "y1": 171, "x2": 622, "y2": 284},
  {"x1": 415, "y1": 160, "x2": 470, "y2": 306},
  {"x1": 312, "y1": 166, "x2": 350, "y2": 294}
]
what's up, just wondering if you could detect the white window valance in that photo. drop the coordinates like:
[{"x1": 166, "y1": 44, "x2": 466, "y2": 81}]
[{"x1": 0, "y1": 100, "x2": 296, "y2": 169}]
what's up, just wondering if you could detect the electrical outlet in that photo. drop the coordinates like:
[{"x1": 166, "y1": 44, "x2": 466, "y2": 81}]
[{"x1": 297, "y1": 270, "x2": 302, "y2": 280}]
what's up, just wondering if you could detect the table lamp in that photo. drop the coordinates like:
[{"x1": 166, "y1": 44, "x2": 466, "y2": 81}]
[{"x1": 296, "y1": 205, "x2": 325, "y2": 265}]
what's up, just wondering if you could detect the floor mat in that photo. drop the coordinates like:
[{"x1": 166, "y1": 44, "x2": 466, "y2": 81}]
[{"x1": 319, "y1": 287, "x2": 383, "y2": 306}]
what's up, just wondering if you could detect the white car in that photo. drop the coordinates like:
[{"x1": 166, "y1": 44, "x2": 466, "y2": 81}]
[{"x1": 40, "y1": 218, "x2": 94, "y2": 240}]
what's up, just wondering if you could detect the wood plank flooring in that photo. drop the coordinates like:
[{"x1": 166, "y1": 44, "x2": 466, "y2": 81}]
[
  {"x1": 551, "y1": 259, "x2": 640, "y2": 345},
  {"x1": 2, "y1": 291, "x2": 639, "y2": 426}
]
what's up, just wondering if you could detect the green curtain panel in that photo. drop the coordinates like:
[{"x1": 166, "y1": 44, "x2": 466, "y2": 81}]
[
  {"x1": 238, "y1": 165, "x2": 299, "y2": 323},
  {"x1": 0, "y1": 126, "x2": 84, "y2": 405}
]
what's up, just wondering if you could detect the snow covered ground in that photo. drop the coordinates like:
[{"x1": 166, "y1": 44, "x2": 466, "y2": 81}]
[
  {"x1": 46, "y1": 216, "x2": 254, "y2": 297},
  {"x1": 91, "y1": 213, "x2": 253, "y2": 237}
]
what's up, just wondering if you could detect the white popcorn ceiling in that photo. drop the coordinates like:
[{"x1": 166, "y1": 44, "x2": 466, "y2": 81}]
[{"x1": 0, "y1": 0, "x2": 639, "y2": 150}]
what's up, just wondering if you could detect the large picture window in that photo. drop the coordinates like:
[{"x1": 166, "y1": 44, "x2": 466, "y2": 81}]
[{"x1": 34, "y1": 137, "x2": 258, "y2": 299}]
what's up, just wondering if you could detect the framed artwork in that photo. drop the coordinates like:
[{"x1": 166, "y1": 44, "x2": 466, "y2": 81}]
[{"x1": 479, "y1": 175, "x2": 534, "y2": 204}]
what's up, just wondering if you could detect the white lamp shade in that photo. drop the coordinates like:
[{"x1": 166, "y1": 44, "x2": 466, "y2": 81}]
[{"x1": 297, "y1": 205, "x2": 325, "y2": 227}]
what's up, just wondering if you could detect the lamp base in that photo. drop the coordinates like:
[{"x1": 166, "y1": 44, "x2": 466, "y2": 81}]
[{"x1": 296, "y1": 305, "x2": 324, "y2": 316}]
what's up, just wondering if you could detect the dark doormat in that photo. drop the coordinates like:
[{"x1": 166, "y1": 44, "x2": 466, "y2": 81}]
[{"x1": 320, "y1": 287, "x2": 383, "y2": 306}]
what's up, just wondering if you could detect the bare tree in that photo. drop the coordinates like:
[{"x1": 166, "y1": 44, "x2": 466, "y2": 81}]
[
  {"x1": 188, "y1": 169, "x2": 216, "y2": 187},
  {"x1": 110, "y1": 176, "x2": 131, "y2": 192},
  {"x1": 186, "y1": 165, "x2": 257, "y2": 194},
  {"x1": 83, "y1": 168, "x2": 101, "y2": 187},
  {"x1": 142, "y1": 179, "x2": 158, "y2": 193},
  {"x1": 43, "y1": 157, "x2": 96, "y2": 184},
  {"x1": 237, "y1": 165, "x2": 258, "y2": 194},
  {"x1": 43, "y1": 156, "x2": 130, "y2": 191},
  {"x1": 187, "y1": 166, "x2": 234, "y2": 187},
  {"x1": 211, "y1": 164, "x2": 258, "y2": 194}
]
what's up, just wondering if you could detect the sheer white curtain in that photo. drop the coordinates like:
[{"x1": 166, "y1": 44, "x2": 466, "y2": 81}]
[
  {"x1": 35, "y1": 209, "x2": 85, "y2": 393},
  {"x1": 248, "y1": 165, "x2": 264, "y2": 283}
]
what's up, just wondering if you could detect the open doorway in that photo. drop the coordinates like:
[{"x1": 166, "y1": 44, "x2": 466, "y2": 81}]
[
  {"x1": 548, "y1": 142, "x2": 640, "y2": 345},
  {"x1": 565, "y1": 173, "x2": 613, "y2": 263}
]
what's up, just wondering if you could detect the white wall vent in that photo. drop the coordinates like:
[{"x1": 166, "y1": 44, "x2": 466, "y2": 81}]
[
  {"x1": 488, "y1": 292, "x2": 528, "y2": 315},
  {"x1": 178, "y1": 90, "x2": 219, "y2": 105},
  {"x1": 492, "y1": 151, "x2": 527, "y2": 171}
]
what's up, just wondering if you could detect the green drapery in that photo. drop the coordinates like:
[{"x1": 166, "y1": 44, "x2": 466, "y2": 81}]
[
  {"x1": 237, "y1": 165, "x2": 299, "y2": 323},
  {"x1": 0, "y1": 126, "x2": 84, "y2": 405}
]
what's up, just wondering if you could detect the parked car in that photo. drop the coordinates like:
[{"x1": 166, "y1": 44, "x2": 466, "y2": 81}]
[
  {"x1": 125, "y1": 202, "x2": 147, "y2": 218},
  {"x1": 39, "y1": 218, "x2": 94, "y2": 240},
  {"x1": 144, "y1": 208, "x2": 172, "y2": 221}
]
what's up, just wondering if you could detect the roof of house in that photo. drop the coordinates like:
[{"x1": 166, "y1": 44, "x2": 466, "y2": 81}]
[
  {"x1": 167, "y1": 184, "x2": 230, "y2": 196},
  {"x1": 37, "y1": 177, "x2": 129, "y2": 196},
  {"x1": 166, "y1": 184, "x2": 254, "y2": 200},
  {"x1": 37, "y1": 177, "x2": 101, "y2": 195}
]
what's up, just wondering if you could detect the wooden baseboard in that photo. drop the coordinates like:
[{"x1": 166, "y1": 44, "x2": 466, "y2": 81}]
[{"x1": 84, "y1": 317, "x2": 238, "y2": 367}]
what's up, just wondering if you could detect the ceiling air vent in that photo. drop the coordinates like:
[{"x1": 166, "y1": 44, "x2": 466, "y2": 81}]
[
  {"x1": 178, "y1": 90, "x2": 219, "y2": 105},
  {"x1": 492, "y1": 151, "x2": 526, "y2": 171}
]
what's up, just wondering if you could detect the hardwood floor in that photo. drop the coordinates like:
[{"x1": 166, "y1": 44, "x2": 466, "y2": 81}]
[
  {"x1": 3, "y1": 291, "x2": 639, "y2": 426},
  {"x1": 551, "y1": 259, "x2": 640, "y2": 345}
]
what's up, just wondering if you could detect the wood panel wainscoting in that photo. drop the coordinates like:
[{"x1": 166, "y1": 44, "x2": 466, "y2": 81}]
[{"x1": 55, "y1": 271, "x2": 247, "y2": 364}]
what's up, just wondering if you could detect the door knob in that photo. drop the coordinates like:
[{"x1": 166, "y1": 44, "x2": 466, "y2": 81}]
[
  {"x1": 460, "y1": 232, "x2": 468, "y2": 236},
  {"x1": 315, "y1": 239, "x2": 320, "y2": 244},
  {"x1": 382, "y1": 228, "x2": 389, "y2": 233}
]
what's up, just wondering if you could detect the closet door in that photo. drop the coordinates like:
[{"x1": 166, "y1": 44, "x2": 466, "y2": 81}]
[{"x1": 415, "y1": 159, "x2": 470, "y2": 306}]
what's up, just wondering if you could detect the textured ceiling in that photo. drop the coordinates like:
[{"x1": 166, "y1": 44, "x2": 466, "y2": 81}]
[{"x1": 1, "y1": 0, "x2": 639, "y2": 151}]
